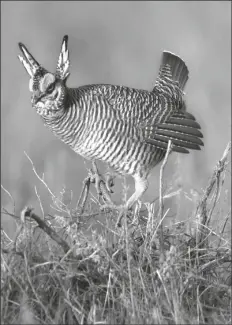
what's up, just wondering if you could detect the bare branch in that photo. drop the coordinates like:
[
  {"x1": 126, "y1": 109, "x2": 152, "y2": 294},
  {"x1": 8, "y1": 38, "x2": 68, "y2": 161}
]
[
  {"x1": 21, "y1": 207, "x2": 71, "y2": 255},
  {"x1": 158, "y1": 140, "x2": 173, "y2": 222}
]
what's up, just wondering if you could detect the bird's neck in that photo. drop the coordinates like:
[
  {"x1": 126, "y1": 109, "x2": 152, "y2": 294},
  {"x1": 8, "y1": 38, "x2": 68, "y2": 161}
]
[{"x1": 41, "y1": 89, "x2": 86, "y2": 149}]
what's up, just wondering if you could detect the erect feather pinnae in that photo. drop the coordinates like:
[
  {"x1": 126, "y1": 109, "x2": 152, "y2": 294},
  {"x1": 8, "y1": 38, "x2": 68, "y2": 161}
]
[{"x1": 56, "y1": 35, "x2": 70, "y2": 80}]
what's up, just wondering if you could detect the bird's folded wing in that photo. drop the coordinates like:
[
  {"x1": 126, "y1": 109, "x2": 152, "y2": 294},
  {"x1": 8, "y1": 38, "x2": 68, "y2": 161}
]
[{"x1": 144, "y1": 111, "x2": 204, "y2": 153}]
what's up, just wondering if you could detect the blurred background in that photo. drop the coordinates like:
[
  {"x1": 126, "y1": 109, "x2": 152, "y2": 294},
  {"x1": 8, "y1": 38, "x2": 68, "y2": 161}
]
[{"x1": 1, "y1": 1, "x2": 231, "y2": 234}]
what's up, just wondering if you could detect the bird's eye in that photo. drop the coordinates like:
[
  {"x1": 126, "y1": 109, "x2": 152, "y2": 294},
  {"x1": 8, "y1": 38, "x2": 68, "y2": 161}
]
[{"x1": 46, "y1": 83, "x2": 55, "y2": 94}]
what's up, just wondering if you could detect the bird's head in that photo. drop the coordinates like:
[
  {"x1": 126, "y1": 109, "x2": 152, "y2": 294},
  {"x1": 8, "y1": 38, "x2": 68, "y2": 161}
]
[{"x1": 18, "y1": 35, "x2": 70, "y2": 118}]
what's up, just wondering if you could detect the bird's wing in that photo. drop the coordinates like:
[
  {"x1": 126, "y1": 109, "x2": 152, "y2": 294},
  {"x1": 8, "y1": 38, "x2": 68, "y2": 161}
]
[{"x1": 143, "y1": 110, "x2": 204, "y2": 153}]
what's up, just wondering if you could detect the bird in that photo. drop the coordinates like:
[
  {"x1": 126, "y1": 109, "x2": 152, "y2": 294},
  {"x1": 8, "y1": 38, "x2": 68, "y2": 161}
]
[{"x1": 18, "y1": 35, "x2": 204, "y2": 219}]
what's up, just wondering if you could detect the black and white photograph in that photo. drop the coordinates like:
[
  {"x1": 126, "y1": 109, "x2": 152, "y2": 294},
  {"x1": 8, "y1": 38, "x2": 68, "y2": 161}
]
[{"x1": 1, "y1": 1, "x2": 231, "y2": 324}]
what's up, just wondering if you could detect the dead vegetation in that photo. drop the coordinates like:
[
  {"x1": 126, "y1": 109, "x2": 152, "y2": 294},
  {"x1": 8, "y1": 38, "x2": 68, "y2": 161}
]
[{"x1": 1, "y1": 142, "x2": 231, "y2": 324}]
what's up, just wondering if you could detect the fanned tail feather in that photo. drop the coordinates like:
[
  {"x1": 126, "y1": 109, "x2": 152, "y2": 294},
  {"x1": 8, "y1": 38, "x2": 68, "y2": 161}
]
[{"x1": 157, "y1": 51, "x2": 189, "y2": 91}]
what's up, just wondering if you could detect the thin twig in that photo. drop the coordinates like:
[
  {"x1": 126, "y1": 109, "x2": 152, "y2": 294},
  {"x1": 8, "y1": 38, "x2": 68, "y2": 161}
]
[
  {"x1": 151, "y1": 208, "x2": 170, "y2": 246},
  {"x1": 158, "y1": 140, "x2": 173, "y2": 259},
  {"x1": 156, "y1": 269, "x2": 174, "y2": 317},
  {"x1": 24, "y1": 151, "x2": 66, "y2": 209},
  {"x1": 102, "y1": 268, "x2": 113, "y2": 317},
  {"x1": 219, "y1": 210, "x2": 230, "y2": 237},
  {"x1": 34, "y1": 186, "x2": 45, "y2": 219},
  {"x1": 1, "y1": 184, "x2": 15, "y2": 215},
  {"x1": 1, "y1": 228, "x2": 14, "y2": 245},
  {"x1": 195, "y1": 141, "x2": 231, "y2": 246}
]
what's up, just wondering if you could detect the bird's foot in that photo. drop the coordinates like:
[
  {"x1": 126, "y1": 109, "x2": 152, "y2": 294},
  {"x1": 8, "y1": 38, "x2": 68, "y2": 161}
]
[
  {"x1": 88, "y1": 161, "x2": 114, "y2": 204},
  {"x1": 105, "y1": 172, "x2": 115, "y2": 194}
]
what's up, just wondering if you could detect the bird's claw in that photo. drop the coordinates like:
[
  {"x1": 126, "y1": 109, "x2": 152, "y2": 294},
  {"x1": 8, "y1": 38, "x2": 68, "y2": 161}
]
[
  {"x1": 105, "y1": 172, "x2": 115, "y2": 194},
  {"x1": 88, "y1": 162, "x2": 112, "y2": 199}
]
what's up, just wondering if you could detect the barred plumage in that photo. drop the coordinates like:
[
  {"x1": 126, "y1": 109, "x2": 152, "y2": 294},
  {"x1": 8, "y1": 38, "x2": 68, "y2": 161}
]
[{"x1": 18, "y1": 35, "x2": 204, "y2": 211}]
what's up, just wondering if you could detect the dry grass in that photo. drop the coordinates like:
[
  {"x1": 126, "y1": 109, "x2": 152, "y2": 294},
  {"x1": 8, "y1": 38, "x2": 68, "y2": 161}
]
[{"x1": 1, "y1": 142, "x2": 231, "y2": 325}]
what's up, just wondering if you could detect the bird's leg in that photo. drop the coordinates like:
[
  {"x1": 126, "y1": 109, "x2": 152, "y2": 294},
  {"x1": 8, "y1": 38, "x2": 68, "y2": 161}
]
[
  {"x1": 125, "y1": 175, "x2": 149, "y2": 209},
  {"x1": 115, "y1": 175, "x2": 148, "y2": 226}
]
